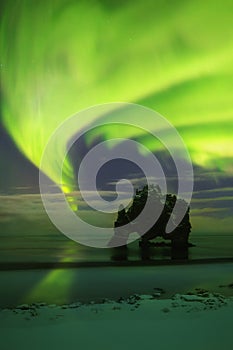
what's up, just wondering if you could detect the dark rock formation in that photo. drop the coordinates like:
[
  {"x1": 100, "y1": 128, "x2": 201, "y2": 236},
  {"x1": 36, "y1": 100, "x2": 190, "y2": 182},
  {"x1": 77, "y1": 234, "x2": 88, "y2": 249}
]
[{"x1": 113, "y1": 185, "x2": 192, "y2": 250}]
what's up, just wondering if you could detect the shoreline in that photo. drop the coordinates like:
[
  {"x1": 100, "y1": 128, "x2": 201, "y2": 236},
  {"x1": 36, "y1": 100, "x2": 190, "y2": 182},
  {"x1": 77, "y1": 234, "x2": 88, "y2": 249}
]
[
  {"x1": 0, "y1": 256, "x2": 232, "y2": 271},
  {"x1": 0, "y1": 262, "x2": 232, "y2": 308},
  {"x1": 1, "y1": 290, "x2": 233, "y2": 350}
]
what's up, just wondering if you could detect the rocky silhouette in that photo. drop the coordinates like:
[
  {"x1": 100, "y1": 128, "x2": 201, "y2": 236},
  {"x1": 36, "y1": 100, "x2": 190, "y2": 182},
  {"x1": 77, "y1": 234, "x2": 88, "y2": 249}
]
[{"x1": 111, "y1": 185, "x2": 192, "y2": 250}]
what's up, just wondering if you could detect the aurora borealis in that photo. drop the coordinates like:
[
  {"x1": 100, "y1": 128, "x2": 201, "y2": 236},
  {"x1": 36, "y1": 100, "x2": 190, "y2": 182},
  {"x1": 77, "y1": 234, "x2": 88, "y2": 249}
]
[
  {"x1": 1, "y1": 0, "x2": 233, "y2": 191},
  {"x1": 0, "y1": 0, "x2": 233, "y2": 242}
]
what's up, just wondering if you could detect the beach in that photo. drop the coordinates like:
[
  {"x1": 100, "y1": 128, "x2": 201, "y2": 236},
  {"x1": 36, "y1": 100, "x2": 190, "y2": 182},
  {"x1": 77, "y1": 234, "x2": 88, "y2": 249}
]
[
  {"x1": 0, "y1": 262, "x2": 233, "y2": 349},
  {"x1": 0, "y1": 282, "x2": 232, "y2": 350}
]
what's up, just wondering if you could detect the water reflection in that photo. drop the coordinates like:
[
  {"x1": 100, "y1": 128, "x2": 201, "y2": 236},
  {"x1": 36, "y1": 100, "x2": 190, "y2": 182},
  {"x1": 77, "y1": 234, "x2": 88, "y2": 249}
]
[
  {"x1": 111, "y1": 242, "x2": 189, "y2": 262},
  {"x1": 110, "y1": 246, "x2": 128, "y2": 261},
  {"x1": 171, "y1": 245, "x2": 189, "y2": 260}
]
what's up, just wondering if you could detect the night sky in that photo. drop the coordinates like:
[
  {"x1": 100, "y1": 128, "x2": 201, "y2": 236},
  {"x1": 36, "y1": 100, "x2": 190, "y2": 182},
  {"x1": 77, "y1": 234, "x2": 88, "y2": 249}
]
[{"x1": 0, "y1": 0, "x2": 233, "y2": 238}]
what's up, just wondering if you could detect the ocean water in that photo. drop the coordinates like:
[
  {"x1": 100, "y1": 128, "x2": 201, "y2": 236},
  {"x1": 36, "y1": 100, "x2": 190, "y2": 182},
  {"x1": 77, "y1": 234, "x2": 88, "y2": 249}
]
[
  {"x1": 0, "y1": 262, "x2": 232, "y2": 307},
  {"x1": 0, "y1": 214, "x2": 233, "y2": 307},
  {"x1": 0, "y1": 194, "x2": 232, "y2": 264},
  {"x1": 0, "y1": 229, "x2": 232, "y2": 264}
]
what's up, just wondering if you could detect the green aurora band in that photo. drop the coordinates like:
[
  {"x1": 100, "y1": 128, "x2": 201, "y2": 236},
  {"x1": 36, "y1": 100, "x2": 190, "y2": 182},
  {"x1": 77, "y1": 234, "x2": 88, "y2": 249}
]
[{"x1": 1, "y1": 0, "x2": 233, "y2": 193}]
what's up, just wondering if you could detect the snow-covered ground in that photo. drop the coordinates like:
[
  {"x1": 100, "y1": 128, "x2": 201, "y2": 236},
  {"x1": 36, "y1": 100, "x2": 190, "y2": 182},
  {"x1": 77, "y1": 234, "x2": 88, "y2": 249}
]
[
  {"x1": 0, "y1": 263, "x2": 233, "y2": 349},
  {"x1": 0, "y1": 290, "x2": 233, "y2": 350}
]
